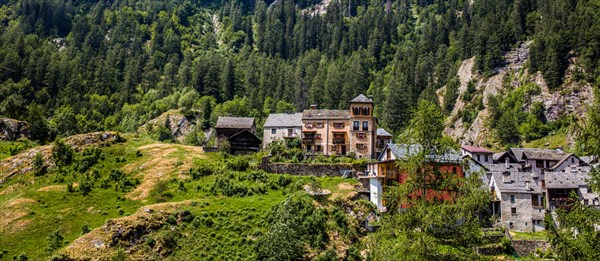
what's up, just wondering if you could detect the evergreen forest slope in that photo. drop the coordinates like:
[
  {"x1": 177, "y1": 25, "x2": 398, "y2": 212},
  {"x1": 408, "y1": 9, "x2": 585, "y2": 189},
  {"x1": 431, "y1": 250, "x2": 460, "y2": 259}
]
[{"x1": 0, "y1": 0, "x2": 599, "y2": 148}]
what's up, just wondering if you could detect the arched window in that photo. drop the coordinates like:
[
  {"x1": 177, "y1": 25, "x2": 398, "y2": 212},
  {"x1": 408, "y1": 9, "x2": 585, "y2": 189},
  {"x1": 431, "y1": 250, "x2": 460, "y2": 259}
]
[
  {"x1": 353, "y1": 107, "x2": 359, "y2": 115},
  {"x1": 363, "y1": 107, "x2": 369, "y2": 115}
]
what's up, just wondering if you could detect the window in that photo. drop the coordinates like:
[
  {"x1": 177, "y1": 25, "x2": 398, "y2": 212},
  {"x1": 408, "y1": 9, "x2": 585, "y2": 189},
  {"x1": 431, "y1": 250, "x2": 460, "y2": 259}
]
[
  {"x1": 353, "y1": 107, "x2": 359, "y2": 115},
  {"x1": 357, "y1": 144, "x2": 365, "y2": 149},
  {"x1": 362, "y1": 121, "x2": 369, "y2": 131},
  {"x1": 485, "y1": 155, "x2": 489, "y2": 162},
  {"x1": 306, "y1": 123, "x2": 313, "y2": 128},
  {"x1": 584, "y1": 199, "x2": 589, "y2": 205},
  {"x1": 357, "y1": 132, "x2": 365, "y2": 139},
  {"x1": 316, "y1": 145, "x2": 322, "y2": 152},
  {"x1": 536, "y1": 160, "x2": 544, "y2": 168},
  {"x1": 509, "y1": 222, "x2": 514, "y2": 228},
  {"x1": 306, "y1": 145, "x2": 312, "y2": 151},
  {"x1": 477, "y1": 155, "x2": 481, "y2": 162},
  {"x1": 271, "y1": 129, "x2": 276, "y2": 134},
  {"x1": 353, "y1": 121, "x2": 359, "y2": 130},
  {"x1": 334, "y1": 122, "x2": 344, "y2": 128},
  {"x1": 363, "y1": 107, "x2": 369, "y2": 115},
  {"x1": 511, "y1": 207, "x2": 517, "y2": 215},
  {"x1": 315, "y1": 133, "x2": 322, "y2": 139},
  {"x1": 316, "y1": 122, "x2": 324, "y2": 128},
  {"x1": 510, "y1": 195, "x2": 515, "y2": 203}
]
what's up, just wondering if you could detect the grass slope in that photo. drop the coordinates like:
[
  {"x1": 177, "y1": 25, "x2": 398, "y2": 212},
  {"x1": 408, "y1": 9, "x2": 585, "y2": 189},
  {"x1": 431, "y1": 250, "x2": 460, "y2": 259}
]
[{"x1": 0, "y1": 134, "x2": 358, "y2": 260}]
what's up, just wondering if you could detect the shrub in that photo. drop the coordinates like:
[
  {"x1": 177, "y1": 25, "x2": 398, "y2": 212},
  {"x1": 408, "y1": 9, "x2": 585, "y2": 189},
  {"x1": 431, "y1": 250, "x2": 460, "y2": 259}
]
[
  {"x1": 81, "y1": 223, "x2": 90, "y2": 235},
  {"x1": 226, "y1": 157, "x2": 249, "y2": 171},
  {"x1": 189, "y1": 163, "x2": 215, "y2": 179},
  {"x1": 52, "y1": 139, "x2": 73, "y2": 166},
  {"x1": 46, "y1": 230, "x2": 64, "y2": 254},
  {"x1": 32, "y1": 152, "x2": 46, "y2": 176}
]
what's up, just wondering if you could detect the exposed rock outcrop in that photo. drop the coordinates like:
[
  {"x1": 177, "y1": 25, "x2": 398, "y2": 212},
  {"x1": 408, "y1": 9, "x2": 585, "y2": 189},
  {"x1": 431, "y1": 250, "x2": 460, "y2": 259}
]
[
  {"x1": 442, "y1": 41, "x2": 594, "y2": 146},
  {"x1": 139, "y1": 110, "x2": 195, "y2": 143},
  {"x1": 0, "y1": 118, "x2": 31, "y2": 141}
]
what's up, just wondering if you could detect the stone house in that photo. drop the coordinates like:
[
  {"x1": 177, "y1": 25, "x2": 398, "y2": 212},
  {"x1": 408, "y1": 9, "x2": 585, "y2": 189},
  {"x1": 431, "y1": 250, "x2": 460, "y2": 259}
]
[
  {"x1": 489, "y1": 171, "x2": 546, "y2": 232},
  {"x1": 301, "y1": 94, "x2": 377, "y2": 159},
  {"x1": 262, "y1": 113, "x2": 302, "y2": 149}
]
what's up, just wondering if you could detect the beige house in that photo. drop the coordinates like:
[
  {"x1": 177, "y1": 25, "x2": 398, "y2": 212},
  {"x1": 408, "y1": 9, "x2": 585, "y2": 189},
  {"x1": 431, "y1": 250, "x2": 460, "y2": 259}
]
[{"x1": 301, "y1": 94, "x2": 377, "y2": 158}]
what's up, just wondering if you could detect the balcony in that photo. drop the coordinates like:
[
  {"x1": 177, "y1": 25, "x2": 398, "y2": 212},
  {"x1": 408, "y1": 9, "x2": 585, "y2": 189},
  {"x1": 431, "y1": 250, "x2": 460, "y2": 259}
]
[
  {"x1": 303, "y1": 138, "x2": 315, "y2": 144},
  {"x1": 333, "y1": 138, "x2": 345, "y2": 144},
  {"x1": 283, "y1": 133, "x2": 298, "y2": 139}
]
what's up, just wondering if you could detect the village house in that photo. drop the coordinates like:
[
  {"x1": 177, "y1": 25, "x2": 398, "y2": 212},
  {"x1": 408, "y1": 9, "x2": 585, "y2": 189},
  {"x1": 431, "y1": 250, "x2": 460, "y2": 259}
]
[
  {"x1": 461, "y1": 145, "x2": 494, "y2": 164},
  {"x1": 262, "y1": 113, "x2": 302, "y2": 149},
  {"x1": 214, "y1": 117, "x2": 260, "y2": 154},
  {"x1": 375, "y1": 128, "x2": 393, "y2": 158},
  {"x1": 364, "y1": 143, "x2": 463, "y2": 212},
  {"x1": 489, "y1": 170, "x2": 546, "y2": 232},
  {"x1": 301, "y1": 94, "x2": 377, "y2": 158}
]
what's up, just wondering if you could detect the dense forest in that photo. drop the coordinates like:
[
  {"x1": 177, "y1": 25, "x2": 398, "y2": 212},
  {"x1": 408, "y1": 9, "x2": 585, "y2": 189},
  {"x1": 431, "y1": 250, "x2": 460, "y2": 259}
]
[{"x1": 0, "y1": 0, "x2": 599, "y2": 143}]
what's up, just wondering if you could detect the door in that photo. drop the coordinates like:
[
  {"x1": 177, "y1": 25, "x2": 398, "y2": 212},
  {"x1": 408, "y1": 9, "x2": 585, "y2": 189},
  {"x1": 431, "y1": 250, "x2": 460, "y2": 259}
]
[{"x1": 341, "y1": 145, "x2": 346, "y2": 155}]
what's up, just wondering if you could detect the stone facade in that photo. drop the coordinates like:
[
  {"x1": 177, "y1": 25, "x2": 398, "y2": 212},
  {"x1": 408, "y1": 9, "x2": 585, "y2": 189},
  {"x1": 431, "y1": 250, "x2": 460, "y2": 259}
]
[{"x1": 497, "y1": 192, "x2": 545, "y2": 232}]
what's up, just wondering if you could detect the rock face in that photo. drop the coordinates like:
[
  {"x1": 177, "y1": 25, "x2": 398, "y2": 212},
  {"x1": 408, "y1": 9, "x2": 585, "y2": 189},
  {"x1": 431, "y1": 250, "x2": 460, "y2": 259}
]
[
  {"x1": 139, "y1": 110, "x2": 194, "y2": 143},
  {"x1": 441, "y1": 41, "x2": 594, "y2": 146},
  {"x1": 0, "y1": 118, "x2": 31, "y2": 141}
]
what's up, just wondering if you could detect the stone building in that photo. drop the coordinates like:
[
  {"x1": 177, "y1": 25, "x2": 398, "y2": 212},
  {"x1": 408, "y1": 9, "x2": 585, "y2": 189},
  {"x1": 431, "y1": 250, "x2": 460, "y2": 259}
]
[
  {"x1": 262, "y1": 113, "x2": 302, "y2": 149},
  {"x1": 214, "y1": 117, "x2": 260, "y2": 153}
]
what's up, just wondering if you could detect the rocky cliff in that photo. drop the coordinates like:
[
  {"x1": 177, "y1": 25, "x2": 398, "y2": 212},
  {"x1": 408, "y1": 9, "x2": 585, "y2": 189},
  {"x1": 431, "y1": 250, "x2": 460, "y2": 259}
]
[{"x1": 441, "y1": 41, "x2": 594, "y2": 147}]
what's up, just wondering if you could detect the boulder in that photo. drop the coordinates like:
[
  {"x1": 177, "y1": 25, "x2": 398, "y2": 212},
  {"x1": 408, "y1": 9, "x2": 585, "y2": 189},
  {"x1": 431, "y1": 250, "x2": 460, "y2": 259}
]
[{"x1": 0, "y1": 118, "x2": 31, "y2": 141}]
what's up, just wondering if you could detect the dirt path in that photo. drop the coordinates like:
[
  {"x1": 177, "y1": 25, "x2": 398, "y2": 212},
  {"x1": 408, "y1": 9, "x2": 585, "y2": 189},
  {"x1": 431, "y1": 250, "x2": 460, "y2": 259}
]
[{"x1": 125, "y1": 144, "x2": 205, "y2": 201}]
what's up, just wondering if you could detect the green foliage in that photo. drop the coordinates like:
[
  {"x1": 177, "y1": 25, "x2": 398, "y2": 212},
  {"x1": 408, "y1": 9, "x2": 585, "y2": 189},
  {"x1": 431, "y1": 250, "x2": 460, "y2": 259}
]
[
  {"x1": 255, "y1": 193, "x2": 328, "y2": 260},
  {"x1": 45, "y1": 230, "x2": 64, "y2": 254},
  {"x1": 52, "y1": 139, "x2": 73, "y2": 167},
  {"x1": 32, "y1": 152, "x2": 46, "y2": 176}
]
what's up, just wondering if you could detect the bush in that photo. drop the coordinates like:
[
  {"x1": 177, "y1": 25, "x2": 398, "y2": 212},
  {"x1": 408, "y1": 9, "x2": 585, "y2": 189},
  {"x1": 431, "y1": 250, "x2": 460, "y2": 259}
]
[
  {"x1": 81, "y1": 223, "x2": 90, "y2": 235},
  {"x1": 46, "y1": 230, "x2": 64, "y2": 254},
  {"x1": 52, "y1": 139, "x2": 73, "y2": 167},
  {"x1": 32, "y1": 152, "x2": 46, "y2": 176},
  {"x1": 226, "y1": 157, "x2": 249, "y2": 171},
  {"x1": 189, "y1": 163, "x2": 215, "y2": 179}
]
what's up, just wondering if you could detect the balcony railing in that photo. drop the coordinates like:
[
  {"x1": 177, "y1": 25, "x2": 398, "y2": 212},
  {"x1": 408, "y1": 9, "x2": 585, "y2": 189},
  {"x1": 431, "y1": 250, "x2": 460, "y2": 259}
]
[
  {"x1": 333, "y1": 138, "x2": 345, "y2": 144},
  {"x1": 303, "y1": 138, "x2": 315, "y2": 144}
]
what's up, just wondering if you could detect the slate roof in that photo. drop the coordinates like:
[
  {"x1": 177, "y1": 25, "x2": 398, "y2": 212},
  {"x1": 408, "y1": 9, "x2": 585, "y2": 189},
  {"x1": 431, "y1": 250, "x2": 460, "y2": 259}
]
[
  {"x1": 491, "y1": 171, "x2": 542, "y2": 193},
  {"x1": 376, "y1": 128, "x2": 393, "y2": 137},
  {"x1": 461, "y1": 145, "x2": 493, "y2": 154},
  {"x1": 545, "y1": 171, "x2": 588, "y2": 189},
  {"x1": 263, "y1": 113, "x2": 302, "y2": 128},
  {"x1": 215, "y1": 117, "x2": 255, "y2": 129},
  {"x1": 380, "y1": 143, "x2": 462, "y2": 163},
  {"x1": 302, "y1": 109, "x2": 350, "y2": 120},
  {"x1": 350, "y1": 94, "x2": 372, "y2": 103},
  {"x1": 510, "y1": 148, "x2": 564, "y2": 161},
  {"x1": 580, "y1": 156, "x2": 598, "y2": 165},
  {"x1": 483, "y1": 163, "x2": 522, "y2": 172}
]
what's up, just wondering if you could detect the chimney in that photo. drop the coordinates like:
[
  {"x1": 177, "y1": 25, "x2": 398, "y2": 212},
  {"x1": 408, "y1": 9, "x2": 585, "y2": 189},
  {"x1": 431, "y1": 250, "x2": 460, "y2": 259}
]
[
  {"x1": 556, "y1": 147, "x2": 564, "y2": 154},
  {"x1": 309, "y1": 104, "x2": 318, "y2": 110},
  {"x1": 368, "y1": 95, "x2": 373, "y2": 101},
  {"x1": 525, "y1": 181, "x2": 530, "y2": 191}
]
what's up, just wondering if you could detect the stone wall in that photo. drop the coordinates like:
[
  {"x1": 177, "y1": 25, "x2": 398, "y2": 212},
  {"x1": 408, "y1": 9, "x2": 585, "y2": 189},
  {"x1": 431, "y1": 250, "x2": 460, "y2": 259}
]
[
  {"x1": 261, "y1": 162, "x2": 358, "y2": 177},
  {"x1": 512, "y1": 240, "x2": 550, "y2": 257}
]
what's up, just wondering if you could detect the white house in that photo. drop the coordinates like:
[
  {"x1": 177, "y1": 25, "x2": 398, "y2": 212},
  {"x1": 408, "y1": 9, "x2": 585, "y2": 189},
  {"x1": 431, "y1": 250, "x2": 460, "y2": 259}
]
[
  {"x1": 461, "y1": 145, "x2": 494, "y2": 164},
  {"x1": 262, "y1": 113, "x2": 302, "y2": 149}
]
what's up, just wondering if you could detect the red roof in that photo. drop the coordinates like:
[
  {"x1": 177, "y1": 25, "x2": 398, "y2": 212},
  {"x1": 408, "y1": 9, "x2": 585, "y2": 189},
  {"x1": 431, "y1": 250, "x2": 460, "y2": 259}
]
[{"x1": 461, "y1": 145, "x2": 493, "y2": 154}]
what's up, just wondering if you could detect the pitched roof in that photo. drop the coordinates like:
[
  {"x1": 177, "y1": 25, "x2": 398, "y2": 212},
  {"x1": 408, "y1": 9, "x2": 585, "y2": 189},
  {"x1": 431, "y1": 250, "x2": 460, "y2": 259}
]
[
  {"x1": 227, "y1": 129, "x2": 261, "y2": 142},
  {"x1": 380, "y1": 143, "x2": 462, "y2": 163},
  {"x1": 461, "y1": 145, "x2": 493, "y2": 154},
  {"x1": 215, "y1": 117, "x2": 255, "y2": 129},
  {"x1": 302, "y1": 109, "x2": 350, "y2": 120},
  {"x1": 350, "y1": 94, "x2": 372, "y2": 103},
  {"x1": 376, "y1": 128, "x2": 393, "y2": 137},
  {"x1": 510, "y1": 148, "x2": 565, "y2": 161},
  {"x1": 491, "y1": 171, "x2": 542, "y2": 194},
  {"x1": 545, "y1": 170, "x2": 588, "y2": 189},
  {"x1": 263, "y1": 113, "x2": 302, "y2": 128}
]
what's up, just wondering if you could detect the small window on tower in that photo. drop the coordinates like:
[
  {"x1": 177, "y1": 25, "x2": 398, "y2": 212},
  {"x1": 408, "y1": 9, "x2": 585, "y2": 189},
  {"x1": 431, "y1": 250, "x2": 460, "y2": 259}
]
[{"x1": 271, "y1": 129, "x2": 276, "y2": 134}]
